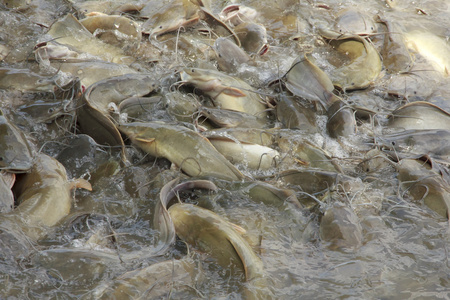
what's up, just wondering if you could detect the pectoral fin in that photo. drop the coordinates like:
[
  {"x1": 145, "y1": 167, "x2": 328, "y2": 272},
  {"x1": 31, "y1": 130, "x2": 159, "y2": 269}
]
[
  {"x1": 222, "y1": 87, "x2": 246, "y2": 97},
  {"x1": 70, "y1": 178, "x2": 93, "y2": 191},
  {"x1": 227, "y1": 236, "x2": 251, "y2": 280},
  {"x1": 227, "y1": 232, "x2": 265, "y2": 282},
  {"x1": 228, "y1": 221, "x2": 247, "y2": 235},
  {"x1": 136, "y1": 137, "x2": 156, "y2": 144}
]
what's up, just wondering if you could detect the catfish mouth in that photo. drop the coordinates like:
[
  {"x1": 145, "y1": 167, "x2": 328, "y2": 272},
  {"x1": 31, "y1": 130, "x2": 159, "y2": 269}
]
[
  {"x1": 219, "y1": 4, "x2": 257, "y2": 26},
  {"x1": 258, "y1": 44, "x2": 269, "y2": 56},
  {"x1": 223, "y1": 4, "x2": 239, "y2": 14},
  {"x1": 220, "y1": 4, "x2": 240, "y2": 20}
]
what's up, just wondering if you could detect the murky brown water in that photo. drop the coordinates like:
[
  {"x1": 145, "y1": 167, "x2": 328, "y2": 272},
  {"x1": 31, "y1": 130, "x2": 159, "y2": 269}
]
[{"x1": 1, "y1": 0, "x2": 450, "y2": 299}]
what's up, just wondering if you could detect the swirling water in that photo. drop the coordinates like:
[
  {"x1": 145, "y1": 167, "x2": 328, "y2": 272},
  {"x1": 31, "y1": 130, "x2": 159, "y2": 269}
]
[{"x1": 1, "y1": 0, "x2": 450, "y2": 299}]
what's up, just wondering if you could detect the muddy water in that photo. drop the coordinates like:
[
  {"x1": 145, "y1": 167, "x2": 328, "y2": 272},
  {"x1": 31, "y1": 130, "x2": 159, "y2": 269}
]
[{"x1": 1, "y1": 0, "x2": 450, "y2": 299}]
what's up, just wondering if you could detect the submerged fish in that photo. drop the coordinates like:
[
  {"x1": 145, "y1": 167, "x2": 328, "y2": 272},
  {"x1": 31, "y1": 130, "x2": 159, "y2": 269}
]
[
  {"x1": 276, "y1": 95, "x2": 317, "y2": 132},
  {"x1": 202, "y1": 127, "x2": 275, "y2": 146},
  {"x1": 334, "y1": 8, "x2": 377, "y2": 36},
  {"x1": 214, "y1": 37, "x2": 252, "y2": 73},
  {"x1": 50, "y1": 60, "x2": 138, "y2": 88},
  {"x1": 0, "y1": 109, "x2": 34, "y2": 172},
  {"x1": 276, "y1": 133, "x2": 341, "y2": 172},
  {"x1": 94, "y1": 256, "x2": 201, "y2": 299},
  {"x1": 279, "y1": 169, "x2": 360, "y2": 195},
  {"x1": 165, "y1": 90, "x2": 201, "y2": 123},
  {"x1": 234, "y1": 22, "x2": 269, "y2": 56},
  {"x1": 326, "y1": 100, "x2": 356, "y2": 138},
  {"x1": 0, "y1": 68, "x2": 56, "y2": 92},
  {"x1": 320, "y1": 202, "x2": 363, "y2": 251}
]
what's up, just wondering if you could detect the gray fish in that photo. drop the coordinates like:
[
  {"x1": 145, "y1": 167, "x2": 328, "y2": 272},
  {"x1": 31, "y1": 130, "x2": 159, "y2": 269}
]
[
  {"x1": 388, "y1": 101, "x2": 450, "y2": 131},
  {"x1": 283, "y1": 54, "x2": 338, "y2": 109},
  {"x1": 334, "y1": 8, "x2": 377, "y2": 36},
  {"x1": 319, "y1": 28, "x2": 382, "y2": 91},
  {"x1": 214, "y1": 37, "x2": 252, "y2": 73},
  {"x1": 0, "y1": 109, "x2": 34, "y2": 172},
  {"x1": 4, "y1": 153, "x2": 92, "y2": 241},
  {"x1": 168, "y1": 203, "x2": 272, "y2": 299},
  {"x1": 94, "y1": 256, "x2": 201, "y2": 299},
  {"x1": 276, "y1": 95, "x2": 317, "y2": 132},
  {"x1": 320, "y1": 202, "x2": 363, "y2": 251},
  {"x1": 119, "y1": 121, "x2": 244, "y2": 180},
  {"x1": 397, "y1": 158, "x2": 450, "y2": 218},
  {"x1": 376, "y1": 129, "x2": 450, "y2": 164},
  {"x1": 234, "y1": 22, "x2": 269, "y2": 56},
  {"x1": 153, "y1": 178, "x2": 218, "y2": 256},
  {"x1": 77, "y1": 74, "x2": 159, "y2": 163},
  {"x1": 0, "y1": 68, "x2": 55, "y2": 92},
  {"x1": 0, "y1": 172, "x2": 15, "y2": 213},
  {"x1": 180, "y1": 68, "x2": 268, "y2": 118},
  {"x1": 198, "y1": 106, "x2": 267, "y2": 128}
]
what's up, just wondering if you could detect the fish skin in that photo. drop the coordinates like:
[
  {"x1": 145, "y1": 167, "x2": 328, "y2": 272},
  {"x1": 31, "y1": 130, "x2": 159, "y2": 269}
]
[
  {"x1": 0, "y1": 109, "x2": 34, "y2": 172},
  {"x1": 5, "y1": 153, "x2": 91, "y2": 241},
  {"x1": 153, "y1": 178, "x2": 218, "y2": 256},
  {"x1": 168, "y1": 203, "x2": 269, "y2": 290},
  {"x1": 0, "y1": 172, "x2": 14, "y2": 213},
  {"x1": 180, "y1": 68, "x2": 268, "y2": 118},
  {"x1": 169, "y1": 203, "x2": 250, "y2": 272},
  {"x1": 95, "y1": 257, "x2": 199, "y2": 299},
  {"x1": 118, "y1": 121, "x2": 244, "y2": 181},
  {"x1": 404, "y1": 30, "x2": 450, "y2": 77}
]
